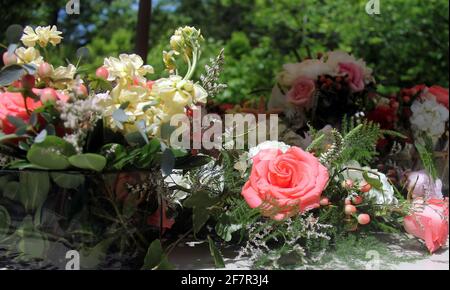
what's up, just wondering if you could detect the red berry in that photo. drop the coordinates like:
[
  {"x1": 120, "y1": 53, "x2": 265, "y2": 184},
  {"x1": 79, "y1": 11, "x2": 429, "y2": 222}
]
[
  {"x1": 345, "y1": 204, "x2": 357, "y2": 215},
  {"x1": 320, "y1": 198, "x2": 329, "y2": 206},
  {"x1": 357, "y1": 214, "x2": 371, "y2": 225},
  {"x1": 359, "y1": 181, "x2": 372, "y2": 193},
  {"x1": 352, "y1": 195, "x2": 363, "y2": 205}
]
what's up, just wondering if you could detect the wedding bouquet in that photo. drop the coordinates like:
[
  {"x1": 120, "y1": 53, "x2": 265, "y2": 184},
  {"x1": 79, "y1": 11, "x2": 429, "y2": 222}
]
[{"x1": 0, "y1": 25, "x2": 224, "y2": 269}]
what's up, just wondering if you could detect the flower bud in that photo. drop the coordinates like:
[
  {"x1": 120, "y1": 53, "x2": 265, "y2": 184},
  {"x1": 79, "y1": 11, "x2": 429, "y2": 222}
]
[
  {"x1": 341, "y1": 179, "x2": 354, "y2": 189},
  {"x1": 74, "y1": 83, "x2": 88, "y2": 97},
  {"x1": 21, "y1": 74, "x2": 35, "y2": 90},
  {"x1": 3, "y1": 51, "x2": 17, "y2": 65},
  {"x1": 95, "y1": 66, "x2": 109, "y2": 79},
  {"x1": 38, "y1": 62, "x2": 53, "y2": 79},
  {"x1": 40, "y1": 88, "x2": 58, "y2": 103}
]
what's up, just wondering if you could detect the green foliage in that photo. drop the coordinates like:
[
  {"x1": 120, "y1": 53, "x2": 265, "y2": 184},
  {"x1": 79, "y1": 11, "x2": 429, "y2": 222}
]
[
  {"x1": 142, "y1": 239, "x2": 174, "y2": 270},
  {"x1": 207, "y1": 235, "x2": 225, "y2": 268},
  {"x1": 26, "y1": 136, "x2": 76, "y2": 170},
  {"x1": 415, "y1": 141, "x2": 438, "y2": 180},
  {"x1": 68, "y1": 153, "x2": 107, "y2": 172}
]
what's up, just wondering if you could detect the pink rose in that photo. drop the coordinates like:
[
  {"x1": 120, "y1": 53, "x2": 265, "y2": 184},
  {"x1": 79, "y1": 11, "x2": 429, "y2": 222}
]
[
  {"x1": 241, "y1": 146, "x2": 329, "y2": 220},
  {"x1": 339, "y1": 62, "x2": 365, "y2": 93},
  {"x1": 404, "y1": 198, "x2": 449, "y2": 253},
  {"x1": 427, "y1": 86, "x2": 449, "y2": 109},
  {"x1": 0, "y1": 92, "x2": 42, "y2": 134},
  {"x1": 286, "y1": 77, "x2": 316, "y2": 109}
]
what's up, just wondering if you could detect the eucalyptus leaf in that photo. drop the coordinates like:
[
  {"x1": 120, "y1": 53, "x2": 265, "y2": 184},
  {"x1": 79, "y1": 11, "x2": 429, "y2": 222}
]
[
  {"x1": 68, "y1": 153, "x2": 107, "y2": 172},
  {"x1": 6, "y1": 24, "x2": 23, "y2": 43},
  {"x1": 0, "y1": 64, "x2": 26, "y2": 86},
  {"x1": 112, "y1": 108, "x2": 129, "y2": 123},
  {"x1": 50, "y1": 172, "x2": 85, "y2": 189},
  {"x1": 34, "y1": 129, "x2": 47, "y2": 143},
  {"x1": 27, "y1": 136, "x2": 76, "y2": 170},
  {"x1": 161, "y1": 149, "x2": 175, "y2": 176}
]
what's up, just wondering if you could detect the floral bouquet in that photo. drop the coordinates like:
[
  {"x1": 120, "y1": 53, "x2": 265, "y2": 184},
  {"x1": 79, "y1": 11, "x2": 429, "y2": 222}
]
[
  {"x1": 0, "y1": 25, "x2": 225, "y2": 269},
  {"x1": 269, "y1": 51, "x2": 375, "y2": 131}
]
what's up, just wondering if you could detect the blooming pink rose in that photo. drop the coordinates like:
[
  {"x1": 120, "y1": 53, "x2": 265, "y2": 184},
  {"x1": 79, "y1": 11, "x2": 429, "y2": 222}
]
[
  {"x1": 404, "y1": 198, "x2": 449, "y2": 253},
  {"x1": 286, "y1": 77, "x2": 316, "y2": 109},
  {"x1": 339, "y1": 62, "x2": 365, "y2": 93},
  {"x1": 0, "y1": 92, "x2": 42, "y2": 134},
  {"x1": 241, "y1": 146, "x2": 329, "y2": 220},
  {"x1": 427, "y1": 86, "x2": 449, "y2": 109}
]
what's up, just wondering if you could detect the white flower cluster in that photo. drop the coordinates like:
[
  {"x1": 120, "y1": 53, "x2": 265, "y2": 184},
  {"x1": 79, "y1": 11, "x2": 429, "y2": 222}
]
[
  {"x1": 58, "y1": 94, "x2": 104, "y2": 152},
  {"x1": 342, "y1": 161, "x2": 398, "y2": 206},
  {"x1": 410, "y1": 97, "x2": 449, "y2": 143}
]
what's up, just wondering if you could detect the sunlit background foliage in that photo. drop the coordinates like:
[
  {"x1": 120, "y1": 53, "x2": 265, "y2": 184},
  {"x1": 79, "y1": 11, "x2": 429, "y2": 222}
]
[{"x1": 1, "y1": 0, "x2": 448, "y2": 102}]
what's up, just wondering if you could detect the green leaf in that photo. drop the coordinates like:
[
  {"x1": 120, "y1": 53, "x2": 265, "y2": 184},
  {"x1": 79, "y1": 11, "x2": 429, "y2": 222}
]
[
  {"x1": 161, "y1": 149, "x2": 175, "y2": 176},
  {"x1": 3, "y1": 181, "x2": 20, "y2": 200},
  {"x1": 7, "y1": 115, "x2": 27, "y2": 128},
  {"x1": 0, "y1": 64, "x2": 27, "y2": 86},
  {"x1": 50, "y1": 172, "x2": 85, "y2": 189},
  {"x1": 16, "y1": 215, "x2": 48, "y2": 260},
  {"x1": 79, "y1": 237, "x2": 114, "y2": 270},
  {"x1": 362, "y1": 171, "x2": 383, "y2": 191},
  {"x1": 0, "y1": 133, "x2": 19, "y2": 142},
  {"x1": 207, "y1": 235, "x2": 225, "y2": 268},
  {"x1": 27, "y1": 136, "x2": 76, "y2": 170},
  {"x1": 0, "y1": 205, "x2": 11, "y2": 239},
  {"x1": 6, "y1": 24, "x2": 23, "y2": 43},
  {"x1": 415, "y1": 142, "x2": 437, "y2": 180},
  {"x1": 142, "y1": 239, "x2": 174, "y2": 270},
  {"x1": 193, "y1": 207, "x2": 210, "y2": 234},
  {"x1": 18, "y1": 171, "x2": 50, "y2": 212},
  {"x1": 68, "y1": 153, "x2": 107, "y2": 172},
  {"x1": 160, "y1": 123, "x2": 177, "y2": 140}
]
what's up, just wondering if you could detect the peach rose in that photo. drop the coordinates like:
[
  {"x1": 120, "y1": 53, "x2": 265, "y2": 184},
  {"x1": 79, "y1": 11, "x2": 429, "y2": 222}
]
[
  {"x1": 286, "y1": 77, "x2": 316, "y2": 109},
  {"x1": 339, "y1": 62, "x2": 365, "y2": 93},
  {"x1": 0, "y1": 92, "x2": 42, "y2": 134},
  {"x1": 427, "y1": 86, "x2": 449, "y2": 109},
  {"x1": 241, "y1": 146, "x2": 329, "y2": 220},
  {"x1": 404, "y1": 198, "x2": 449, "y2": 253}
]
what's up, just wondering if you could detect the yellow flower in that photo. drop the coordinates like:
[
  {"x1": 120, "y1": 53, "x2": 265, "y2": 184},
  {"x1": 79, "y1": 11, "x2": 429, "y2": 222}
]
[
  {"x1": 21, "y1": 25, "x2": 63, "y2": 48},
  {"x1": 15, "y1": 47, "x2": 43, "y2": 66},
  {"x1": 154, "y1": 75, "x2": 207, "y2": 115},
  {"x1": 103, "y1": 54, "x2": 154, "y2": 84},
  {"x1": 51, "y1": 64, "x2": 76, "y2": 81}
]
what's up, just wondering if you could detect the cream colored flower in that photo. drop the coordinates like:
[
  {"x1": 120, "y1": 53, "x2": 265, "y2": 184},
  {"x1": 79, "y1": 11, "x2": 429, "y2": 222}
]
[
  {"x1": 15, "y1": 47, "x2": 43, "y2": 66},
  {"x1": 21, "y1": 25, "x2": 63, "y2": 48},
  {"x1": 51, "y1": 64, "x2": 76, "y2": 81},
  {"x1": 154, "y1": 75, "x2": 207, "y2": 115},
  {"x1": 103, "y1": 54, "x2": 154, "y2": 83}
]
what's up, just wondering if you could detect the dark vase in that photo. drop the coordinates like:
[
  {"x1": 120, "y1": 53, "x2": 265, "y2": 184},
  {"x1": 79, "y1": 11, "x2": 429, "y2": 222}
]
[{"x1": 0, "y1": 169, "x2": 164, "y2": 269}]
